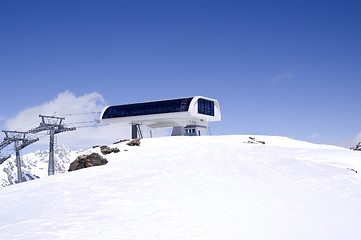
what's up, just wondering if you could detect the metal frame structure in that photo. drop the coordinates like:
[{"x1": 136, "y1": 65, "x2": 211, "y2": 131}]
[
  {"x1": 0, "y1": 155, "x2": 10, "y2": 165},
  {"x1": 131, "y1": 124, "x2": 143, "y2": 139},
  {"x1": 28, "y1": 115, "x2": 75, "y2": 176},
  {"x1": 0, "y1": 131, "x2": 38, "y2": 183}
]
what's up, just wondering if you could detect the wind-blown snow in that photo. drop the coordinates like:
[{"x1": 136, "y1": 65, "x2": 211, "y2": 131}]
[{"x1": 0, "y1": 135, "x2": 361, "y2": 239}]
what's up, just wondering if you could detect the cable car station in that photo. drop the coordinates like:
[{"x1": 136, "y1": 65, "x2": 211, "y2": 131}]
[{"x1": 100, "y1": 96, "x2": 221, "y2": 138}]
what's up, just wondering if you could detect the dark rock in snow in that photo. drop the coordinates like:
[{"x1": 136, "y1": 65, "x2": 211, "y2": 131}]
[
  {"x1": 100, "y1": 145, "x2": 120, "y2": 155},
  {"x1": 127, "y1": 138, "x2": 141, "y2": 146},
  {"x1": 68, "y1": 153, "x2": 108, "y2": 172},
  {"x1": 244, "y1": 137, "x2": 265, "y2": 145},
  {"x1": 113, "y1": 139, "x2": 129, "y2": 144}
]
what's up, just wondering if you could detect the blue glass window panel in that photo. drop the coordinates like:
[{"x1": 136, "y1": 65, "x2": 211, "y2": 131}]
[
  {"x1": 102, "y1": 98, "x2": 193, "y2": 119},
  {"x1": 198, "y1": 99, "x2": 205, "y2": 115},
  {"x1": 198, "y1": 99, "x2": 214, "y2": 116}
]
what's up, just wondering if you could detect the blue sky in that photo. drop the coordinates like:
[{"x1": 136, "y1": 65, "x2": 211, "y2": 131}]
[{"x1": 1, "y1": 0, "x2": 361, "y2": 150}]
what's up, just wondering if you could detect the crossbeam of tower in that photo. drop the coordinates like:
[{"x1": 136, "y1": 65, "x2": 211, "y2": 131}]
[
  {"x1": 0, "y1": 135, "x2": 12, "y2": 151},
  {"x1": 28, "y1": 115, "x2": 76, "y2": 176},
  {"x1": 1, "y1": 131, "x2": 39, "y2": 183},
  {"x1": 0, "y1": 134, "x2": 14, "y2": 165},
  {"x1": 0, "y1": 155, "x2": 11, "y2": 165}
]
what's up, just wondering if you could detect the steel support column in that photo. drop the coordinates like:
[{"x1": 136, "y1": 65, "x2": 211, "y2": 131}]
[
  {"x1": 131, "y1": 124, "x2": 138, "y2": 139},
  {"x1": 48, "y1": 130, "x2": 55, "y2": 176},
  {"x1": 15, "y1": 140, "x2": 22, "y2": 183}
]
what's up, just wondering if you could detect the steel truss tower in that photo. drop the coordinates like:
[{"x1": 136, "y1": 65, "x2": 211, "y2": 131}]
[
  {"x1": 0, "y1": 131, "x2": 39, "y2": 183},
  {"x1": 28, "y1": 115, "x2": 75, "y2": 176}
]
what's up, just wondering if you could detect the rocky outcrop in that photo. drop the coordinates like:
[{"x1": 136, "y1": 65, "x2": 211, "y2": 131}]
[
  {"x1": 100, "y1": 145, "x2": 120, "y2": 155},
  {"x1": 127, "y1": 138, "x2": 141, "y2": 146},
  {"x1": 68, "y1": 153, "x2": 108, "y2": 172}
]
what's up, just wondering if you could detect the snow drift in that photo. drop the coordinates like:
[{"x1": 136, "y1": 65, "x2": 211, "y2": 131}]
[{"x1": 0, "y1": 135, "x2": 361, "y2": 240}]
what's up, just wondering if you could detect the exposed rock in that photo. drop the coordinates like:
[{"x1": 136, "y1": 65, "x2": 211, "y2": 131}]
[
  {"x1": 113, "y1": 139, "x2": 129, "y2": 144},
  {"x1": 68, "y1": 153, "x2": 108, "y2": 172},
  {"x1": 93, "y1": 145, "x2": 100, "y2": 148},
  {"x1": 348, "y1": 168, "x2": 358, "y2": 173},
  {"x1": 244, "y1": 137, "x2": 265, "y2": 145},
  {"x1": 100, "y1": 145, "x2": 120, "y2": 155},
  {"x1": 127, "y1": 138, "x2": 141, "y2": 146}
]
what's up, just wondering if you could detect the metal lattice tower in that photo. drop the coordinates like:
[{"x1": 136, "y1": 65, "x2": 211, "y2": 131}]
[
  {"x1": 28, "y1": 115, "x2": 75, "y2": 176},
  {"x1": 0, "y1": 131, "x2": 39, "y2": 183}
]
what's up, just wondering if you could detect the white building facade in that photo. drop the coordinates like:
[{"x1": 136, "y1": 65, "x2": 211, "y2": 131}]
[{"x1": 100, "y1": 96, "x2": 221, "y2": 138}]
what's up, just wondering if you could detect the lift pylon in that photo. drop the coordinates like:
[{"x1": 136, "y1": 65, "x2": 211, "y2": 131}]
[
  {"x1": 1, "y1": 131, "x2": 39, "y2": 183},
  {"x1": 28, "y1": 115, "x2": 76, "y2": 176}
]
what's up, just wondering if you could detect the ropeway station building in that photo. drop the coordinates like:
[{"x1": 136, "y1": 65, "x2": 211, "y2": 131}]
[{"x1": 100, "y1": 96, "x2": 221, "y2": 139}]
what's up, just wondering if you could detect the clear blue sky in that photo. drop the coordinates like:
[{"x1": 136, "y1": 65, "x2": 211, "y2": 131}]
[{"x1": 1, "y1": 0, "x2": 360, "y2": 146}]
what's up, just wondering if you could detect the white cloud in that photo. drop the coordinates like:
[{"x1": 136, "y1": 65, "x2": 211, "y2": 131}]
[
  {"x1": 309, "y1": 133, "x2": 319, "y2": 139},
  {"x1": 57, "y1": 124, "x2": 131, "y2": 149},
  {"x1": 5, "y1": 90, "x2": 105, "y2": 130},
  {"x1": 271, "y1": 72, "x2": 294, "y2": 84},
  {"x1": 3, "y1": 91, "x2": 132, "y2": 150}
]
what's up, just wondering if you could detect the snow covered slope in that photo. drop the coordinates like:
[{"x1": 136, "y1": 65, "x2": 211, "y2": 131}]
[{"x1": 0, "y1": 135, "x2": 361, "y2": 240}]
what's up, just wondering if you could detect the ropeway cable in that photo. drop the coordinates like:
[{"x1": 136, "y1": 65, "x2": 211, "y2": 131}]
[
  {"x1": 56, "y1": 112, "x2": 101, "y2": 116},
  {"x1": 72, "y1": 124, "x2": 109, "y2": 129}
]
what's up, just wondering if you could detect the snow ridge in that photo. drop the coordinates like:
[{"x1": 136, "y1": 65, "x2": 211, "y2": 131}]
[{"x1": 1, "y1": 135, "x2": 361, "y2": 240}]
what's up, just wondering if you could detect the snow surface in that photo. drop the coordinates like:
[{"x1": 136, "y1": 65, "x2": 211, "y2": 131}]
[{"x1": 1, "y1": 135, "x2": 361, "y2": 240}]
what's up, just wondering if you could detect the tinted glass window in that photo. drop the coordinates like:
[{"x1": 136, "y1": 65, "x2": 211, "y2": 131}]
[
  {"x1": 102, "y1": 98, "x2": 193, "y2": 119},
  {"x1": 198, "y1": 98, "x2": 214, "y2": 116}
]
